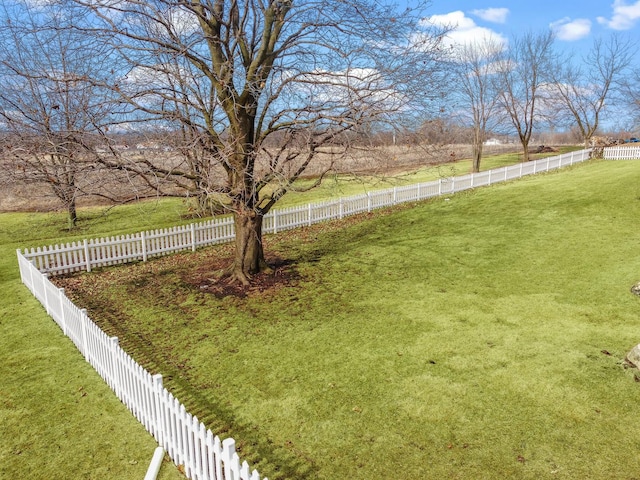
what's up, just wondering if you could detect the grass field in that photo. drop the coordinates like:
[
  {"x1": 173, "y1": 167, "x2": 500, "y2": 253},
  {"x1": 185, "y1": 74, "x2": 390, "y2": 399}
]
[
  {"x1": 48, "y1": 158, "x2": 640, "y2": 479},
  {"x1": 0, "y1": 210, "x2": 187, "y2": 478}
]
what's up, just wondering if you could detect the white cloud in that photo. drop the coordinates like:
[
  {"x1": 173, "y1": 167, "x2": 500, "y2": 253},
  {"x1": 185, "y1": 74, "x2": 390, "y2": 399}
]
[
  {"x1": 550, "y1": 17, "x2": 592, "y2": 41},
  {"x1": 426, "y1": 11, "x2": 507, "y2": 49},
  {"x1": 470, "y1": 8, "x2": 509, "y2": 24},
  {"x1": 23, "y1": 0, "x2": 55, "y2": 6},
  {"x1": 165, "y1": 7, "x2": 200, "y2": 35},
  {"x1": 597, "y1": 0, "x2": 640, "y2": 30},
  {"x1": 428, "y1": 11, "x2": 476, "y2": 31}
]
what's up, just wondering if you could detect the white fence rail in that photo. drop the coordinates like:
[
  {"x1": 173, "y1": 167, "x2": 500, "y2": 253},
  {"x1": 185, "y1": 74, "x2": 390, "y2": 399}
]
[
  {"x1": 603, "y1": 145, "x2": 640, "y2": 160},
  {"x1": 16, "y1": 250, "x2": 265, "y2": 480},
  {"x1": 23, "y1": 148, "x2": 595, "y2": 275}
]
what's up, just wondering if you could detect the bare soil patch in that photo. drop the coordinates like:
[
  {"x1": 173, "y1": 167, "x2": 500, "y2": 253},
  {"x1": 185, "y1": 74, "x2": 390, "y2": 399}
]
[{"x1": 182, "y1": 255, "x2": 301, "y2": 299}]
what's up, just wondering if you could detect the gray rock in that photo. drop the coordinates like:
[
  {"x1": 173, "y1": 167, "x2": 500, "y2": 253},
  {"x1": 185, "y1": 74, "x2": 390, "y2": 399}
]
[{"x1": 625, "y1": 344, "x2": 640, "y2": 369}]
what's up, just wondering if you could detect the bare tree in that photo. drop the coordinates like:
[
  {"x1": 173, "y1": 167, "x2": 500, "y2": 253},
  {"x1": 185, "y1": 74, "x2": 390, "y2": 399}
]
[
  {"x1": 453, "y1": 37, "x2": 504, "y2": 172},
  {"x1": 550, "y1": 34, "x2": 634, "y2": 148},
  {"x1": 495, "y1": 31, "x2": 556, "y2": 162},
  {"x1": 0, "y1": 1, "x2": 124, "y2": 228},
  {"x1": 62, "y1": 0, "x2": 449, "y2": 284},
  {"x1": 627, "y1": 67, "x2": 640, "y2": 128}
]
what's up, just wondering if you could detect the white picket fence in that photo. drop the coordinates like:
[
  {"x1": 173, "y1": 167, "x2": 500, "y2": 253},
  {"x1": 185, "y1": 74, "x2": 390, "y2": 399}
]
[
  {"x1": 16, "y1": 250, "x2": 265, "y2": 480},
  {"x1": 22, "y1": 148, "x2": 595, "y2": 275},
  {"x1": 603, "y1": 145, "x2": 640, "y2": 160}
]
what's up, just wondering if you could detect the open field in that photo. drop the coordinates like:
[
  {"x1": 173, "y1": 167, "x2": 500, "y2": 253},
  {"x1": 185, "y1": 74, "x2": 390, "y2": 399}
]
[
  {"x1": 0, "y1": 144, "x2": 580, "y2": 213},
  {"x1": 49, "y1": 159, "x2": 640, "y2": 479},
  {"x1": 280, "y1": 146, "x2": 582, "y2": 207}
]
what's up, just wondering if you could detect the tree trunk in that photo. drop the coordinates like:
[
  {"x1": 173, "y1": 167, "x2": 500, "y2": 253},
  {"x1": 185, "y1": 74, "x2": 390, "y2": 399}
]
[
  {"x1": 227, "y1": 210, "x2": 271, "y2": 285},
  {"x1": 471, "y1": 143, "x2": 483, "y2": 173},
  {"x1": 67, "y1": 200, "x2": 77, "y2": 229},
  {"x1": 521, "y1": 143, "x2": 530, "y2": 162}
]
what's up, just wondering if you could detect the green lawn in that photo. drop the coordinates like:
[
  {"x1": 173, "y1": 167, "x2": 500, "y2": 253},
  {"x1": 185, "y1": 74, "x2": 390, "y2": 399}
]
[
  {"x1": 53, "y1": 158, "x2": 640, "y2": 479},
  {"x1": 0, "y1": 209, "x2": 187, "y2": 479},
  {"x1": 1, "y1": 149, "x2": 552, "y2": 479}
]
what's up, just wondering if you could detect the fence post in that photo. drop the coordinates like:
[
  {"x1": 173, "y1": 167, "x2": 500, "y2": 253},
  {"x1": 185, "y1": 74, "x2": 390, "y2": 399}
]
[
  {"x1": 29, "y1": 259, "x2": 36, "y2": 293},
  {"x1": 308, "y1": 203, "x2": 312, "y2": 226},
  {"x1": 16, "y1": 249, "x2": 26, "y2": 285},
  {"x1": 110, "y1": 337, "x2": 121, "y2": 398},
  {"x1": 273, "y1": 210, "x2": 278, "y2": 234},
  {"x1": 83, "y1": 239, "x2": 91, "y2": 273},
  {"x1": 339, "y1": 198, "x2": 344, "y2": 219},
  {"x1": 80, "y1": 308, "x2": 89, "y2": 361},
  {"x1": 222, "y1": 438, "x2": 237, "y2": 480},
  {"x1": 59, "y1": 288, "x2": 67, "y2": 336},
  {"x1": 42, "y1": 272, "x2": 50, "y2": 315},
  {"x1": 438, "y1": 178, "x2": 442, "y2": 195},
  {"x1": 190, "y1": 224, "x2": 197, "y2": 252},
  {"x1": 367, "y1": 192, "x2": 372, "y2": 212},
  {"x1": 393, "y1": 187, "x2": 397, "y2": 205},
  {"x1": 152, "y1": 374, "x2": 164, "y2": 447},
  {"x1": 141, "y1": 231, "x2": 148, "y2": 262}
]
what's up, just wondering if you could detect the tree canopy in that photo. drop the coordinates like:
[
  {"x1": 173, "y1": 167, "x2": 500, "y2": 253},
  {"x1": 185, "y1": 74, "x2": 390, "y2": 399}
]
[{"x1": 37, "y1": 0, "x2": 448, "y2": 282}]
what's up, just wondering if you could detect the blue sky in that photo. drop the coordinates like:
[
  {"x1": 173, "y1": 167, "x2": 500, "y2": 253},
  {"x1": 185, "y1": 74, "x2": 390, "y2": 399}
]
[{"x1": 426, "y1": 1, "x2": 640, "y2": 58}]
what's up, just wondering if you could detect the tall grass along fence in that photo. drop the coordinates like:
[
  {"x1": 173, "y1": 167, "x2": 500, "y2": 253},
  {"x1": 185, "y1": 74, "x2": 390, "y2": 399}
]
[
  {"x1": 22, "y1": 148, "x2": 594, "y2": 276},
  {"x1": 19, "y1": 146, "x2": 633, "y2": 480},
  {"x1": 16, "y1": 250, "x2": 265, "y2": 480}
]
